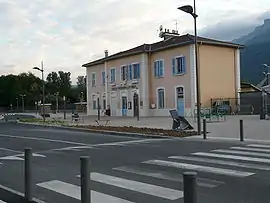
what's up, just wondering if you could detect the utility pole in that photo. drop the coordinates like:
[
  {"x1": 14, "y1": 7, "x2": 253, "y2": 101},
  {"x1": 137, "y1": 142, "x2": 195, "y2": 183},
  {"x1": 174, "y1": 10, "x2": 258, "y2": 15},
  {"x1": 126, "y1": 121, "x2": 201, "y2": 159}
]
[
  {"x1": 55, "y1": 92, "x2": 59, "y2": 113},
  {"x1": 20, "y1": 94, "x2": 26, "y2": 112}
]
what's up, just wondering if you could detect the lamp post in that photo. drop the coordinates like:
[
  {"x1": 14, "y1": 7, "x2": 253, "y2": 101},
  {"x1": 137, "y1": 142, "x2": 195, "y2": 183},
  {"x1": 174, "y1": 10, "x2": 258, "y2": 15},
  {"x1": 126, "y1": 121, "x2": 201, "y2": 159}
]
[
  {"x1": 20, "y1": 94, "x2": 26, "y2": 112},
  {"x1": 63, "y1": 96, "x2": 66, "y2": 120},
  {"x1": 178, "y1": 0, "x2": 201, "y2": 134},
  {"x1": 16, "y1": 97, "x2": 19, "y2": 112},
  {"x1": 263, "y1": 64, "x2": 270, "y2": 86},
  {"x1": 33, "y1": 61, "x2": 45, "y2": 122},
  {"x1": 55, "y1": 92, "x2": 59, "y2": 113}
]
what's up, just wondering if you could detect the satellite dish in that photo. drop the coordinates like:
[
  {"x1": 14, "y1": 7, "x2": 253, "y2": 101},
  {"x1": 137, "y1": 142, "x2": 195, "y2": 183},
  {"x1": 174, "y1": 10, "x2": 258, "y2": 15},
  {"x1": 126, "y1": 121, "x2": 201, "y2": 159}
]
[{"x1": 159, "y1": 25, "x2": 163, "y2": 32}]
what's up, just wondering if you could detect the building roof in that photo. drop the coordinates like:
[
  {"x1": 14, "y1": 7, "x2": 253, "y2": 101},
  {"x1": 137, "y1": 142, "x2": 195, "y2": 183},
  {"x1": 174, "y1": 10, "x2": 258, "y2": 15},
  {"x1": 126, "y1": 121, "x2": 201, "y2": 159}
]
[
  {"x1": 241, "y1": 81, "x2": 262, "y2": 92},
  {"x1": 82, "y1": 34, "x2": 244, "y2": 67}
]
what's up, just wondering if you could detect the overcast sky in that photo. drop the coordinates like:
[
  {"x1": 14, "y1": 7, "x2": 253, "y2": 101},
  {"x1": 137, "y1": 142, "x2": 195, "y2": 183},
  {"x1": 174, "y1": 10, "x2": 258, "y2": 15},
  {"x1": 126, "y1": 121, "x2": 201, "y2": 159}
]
[{"x1": 1, "y1": 0, "x2": 269, "y2": 83}]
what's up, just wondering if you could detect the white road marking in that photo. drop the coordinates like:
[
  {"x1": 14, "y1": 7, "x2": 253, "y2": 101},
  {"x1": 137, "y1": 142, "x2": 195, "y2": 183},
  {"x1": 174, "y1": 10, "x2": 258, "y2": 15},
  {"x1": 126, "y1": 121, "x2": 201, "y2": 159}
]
[
  {"x1": 247, "y1": 144, "x2": 270, "y2": 149},
  {"x1": 91, "y1": 172, "x2": 183, "y2": 200},
  {"x1": 169, "y1": 155, "x2": 270, "y2": 170},
  {"x1": 0, "y1": 184, "x2": 46, "y2": 203},
  {"x1": 193, "y1": 152, "x2": 270, "y2": 164},
  {"x1": 0, "y1": 148, "x2": 21, "y2": 153},
  {"x1": 213, "y1": 149, "x2": 270, "y2": 158},
  {"x1": 46, "y1": 139, "x2": 168, "y2": 152},
  {"x1": 0, "y1": 200, "x2": 6, "y2": 203},
  {"x1": 231, "y1": 147, "x2": 270, "y2": 153},
  {"x1": 113, "y1": 166, "x2": 223, "y2": 188},
  {"x1": 0, "y1": 156, "x2": 24, "y2": 161},
  {"x1": 37, "y1": 180, "x2": 134, "y2": 203},
  {"x1": 0, "y1": 133, "x2": 90, "y2": 146},
  {"x1": 144, "y1": 160, "x2": 254, "y2": 177},
  {"x1": 16, "y1": 153, "x2": 46, "y2": 158}
]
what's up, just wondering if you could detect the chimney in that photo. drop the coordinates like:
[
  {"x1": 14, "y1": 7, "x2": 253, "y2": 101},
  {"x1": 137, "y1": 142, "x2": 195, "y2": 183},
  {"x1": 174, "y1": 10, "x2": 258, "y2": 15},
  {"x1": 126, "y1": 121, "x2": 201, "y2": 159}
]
[{"x1": 105, "y1": 50, "x2": 109, "y2": 58}]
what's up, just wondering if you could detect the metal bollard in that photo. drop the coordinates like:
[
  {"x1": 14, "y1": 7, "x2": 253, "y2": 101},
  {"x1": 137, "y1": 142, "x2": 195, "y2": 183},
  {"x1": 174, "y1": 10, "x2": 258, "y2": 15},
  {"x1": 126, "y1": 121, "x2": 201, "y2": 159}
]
[
  {"x1": 240, "y1": 119, "x2": 244, "y2": 141},
  {"x1": 203, "y1": 119, "x2": 207, "y2": 139},
  {"x1": 24, "y1": 148, "x2": 33, "y2": 202},
  {"x1": 183, "y1": 172, "x2": 197, "y2": 203},
  {"x1": 80, "y1": 156, "x2": 91, "y2": 203}
]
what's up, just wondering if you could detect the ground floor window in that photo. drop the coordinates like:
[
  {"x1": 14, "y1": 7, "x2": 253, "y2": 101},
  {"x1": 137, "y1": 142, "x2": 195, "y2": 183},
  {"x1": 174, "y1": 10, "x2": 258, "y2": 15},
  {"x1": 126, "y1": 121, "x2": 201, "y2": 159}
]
[{"x1": 157, "y1": 88, "x2": 165, "y2": 109}]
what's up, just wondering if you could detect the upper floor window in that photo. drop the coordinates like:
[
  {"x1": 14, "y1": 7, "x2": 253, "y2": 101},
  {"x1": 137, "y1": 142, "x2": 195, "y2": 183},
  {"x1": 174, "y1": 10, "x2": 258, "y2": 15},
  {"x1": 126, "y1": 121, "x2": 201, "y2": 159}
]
[
  {"x1": 101, "y1": 71, "x2": 105, "y2": 85},
  {"x1": 157, "y1": 88, "x2": 165, "y2": 109},
  {"x1": 133, "y1": 63, "x2": 140, "y2": 79},
  {"x1": 121, "y1": 65, "x2": 128, "y2": 81},
  {"x1": 110, "y1": 68, "x2": 116, "y2": 83},
  {"x1": 154, "y1": 60, "x2": 164, "y2": 78},
  {"x1": 91, "y1": 73, "x2": 96, "y2": 87},
  {"x1": 172, "y1": 56, "x2": 186, "y2": 75}
]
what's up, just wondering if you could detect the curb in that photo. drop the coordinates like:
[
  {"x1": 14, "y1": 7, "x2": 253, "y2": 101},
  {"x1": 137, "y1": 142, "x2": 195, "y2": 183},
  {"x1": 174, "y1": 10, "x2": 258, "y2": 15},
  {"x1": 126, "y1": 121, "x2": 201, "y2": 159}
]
[{"x1": 16, "y1": 121, "x2": 177, "y2": 139}]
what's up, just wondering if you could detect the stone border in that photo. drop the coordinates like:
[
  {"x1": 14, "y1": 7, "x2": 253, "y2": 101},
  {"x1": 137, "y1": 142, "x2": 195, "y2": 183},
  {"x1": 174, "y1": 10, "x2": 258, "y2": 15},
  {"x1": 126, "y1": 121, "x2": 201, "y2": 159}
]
[{"x1": 16, "y1": 121, "x2": 178, "y2": 139}]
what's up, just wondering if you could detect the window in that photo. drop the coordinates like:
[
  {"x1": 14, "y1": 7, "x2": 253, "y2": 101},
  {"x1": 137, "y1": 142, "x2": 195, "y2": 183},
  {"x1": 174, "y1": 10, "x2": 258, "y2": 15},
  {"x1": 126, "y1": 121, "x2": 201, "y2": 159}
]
[
  {"x1": 172, "y1": 56, "x2": 186, "y2": 75},
  {"x1": 92, "y1": 95, "x2": 97, "y2": 110},
  {"x1": 110, "y1": 68, "x2": 116, "y2": 83},
  {"x1": 154, "y1": 60, "x2": 164, "y2": 78},
  {"x1": 91, "y1": 73, "x2": 96, "y2": 87},
  {"x1": 133, "y1": 63, "x2": 140, "y2": 79},
  {"x1": 101, "y1": 71, "x2": 105, "y2": 85},
  {"x1": 128, "y1": 65, "x2": 132, "y2": 80},
  {"x1": 121, "y1": 65, "x2": 128, "y2": 81},
  {"x1": 157, "y1": 88, "x2": 165, "y2": 109}
]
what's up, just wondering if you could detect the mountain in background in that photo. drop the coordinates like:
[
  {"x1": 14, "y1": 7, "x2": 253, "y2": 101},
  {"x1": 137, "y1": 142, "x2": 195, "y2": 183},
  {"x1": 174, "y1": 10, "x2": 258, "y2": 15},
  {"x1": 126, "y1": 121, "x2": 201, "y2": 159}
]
[{"x1": 233, "y1": 19, "x2": 270, "y2": 85}]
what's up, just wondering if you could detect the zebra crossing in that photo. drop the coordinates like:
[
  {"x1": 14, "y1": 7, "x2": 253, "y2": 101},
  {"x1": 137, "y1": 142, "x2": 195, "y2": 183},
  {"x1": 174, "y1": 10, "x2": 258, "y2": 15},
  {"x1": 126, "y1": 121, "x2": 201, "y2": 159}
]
[{"x1": 35, "y1": 143, "x2": 270, "y2": 202}]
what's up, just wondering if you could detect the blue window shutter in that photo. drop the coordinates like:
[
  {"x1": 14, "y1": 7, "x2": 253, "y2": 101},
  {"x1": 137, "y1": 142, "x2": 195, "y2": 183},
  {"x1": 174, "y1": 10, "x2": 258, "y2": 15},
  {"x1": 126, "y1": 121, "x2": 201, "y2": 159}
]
[
  {"x1": 172, "y1": 58, "x2": 176, "y2": 75},
  {"x1": 154, "y1": 62, "x2": 157, "y2": 77},
  {"x1": 138, "y1": 63, "x2": 140, "y2": 79},
  {"x1": 129, "y1": 65, "x2": 132, "y2": 80},
  {"x1": 120, "y1": 67, "x2": 123, "y2": 80},
  {"x1": 160, "y1": 61, "x2": 164, "y2": 77},
  {"x1": 182, "y1": 56, "x2": 186, "y2": 73}
]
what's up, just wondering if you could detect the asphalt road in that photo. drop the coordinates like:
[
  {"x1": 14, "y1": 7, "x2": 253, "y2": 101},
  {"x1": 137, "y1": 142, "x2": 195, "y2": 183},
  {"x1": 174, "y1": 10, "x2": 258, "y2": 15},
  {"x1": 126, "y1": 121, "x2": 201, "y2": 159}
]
[{"x1": 0, "y1": 122, "x2": 270, "y2": 203}]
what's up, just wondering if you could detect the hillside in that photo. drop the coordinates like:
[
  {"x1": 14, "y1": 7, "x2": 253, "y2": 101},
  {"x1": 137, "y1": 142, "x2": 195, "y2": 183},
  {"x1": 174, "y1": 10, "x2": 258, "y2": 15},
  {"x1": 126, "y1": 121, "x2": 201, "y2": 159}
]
[{"x1": 233, "y1": 19, "x2": 270, "y2": 85}]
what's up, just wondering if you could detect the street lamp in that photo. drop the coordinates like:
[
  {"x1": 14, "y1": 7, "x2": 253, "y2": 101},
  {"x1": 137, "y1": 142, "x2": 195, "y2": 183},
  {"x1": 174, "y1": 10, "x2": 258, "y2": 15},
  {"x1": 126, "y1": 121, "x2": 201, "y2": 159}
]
[
  {"x1": 178, "y1": 0, "x2": 201, "y2": 134},
  {"x1": 33, "y1": 61, "x2": 45, "y2": 122},
  {"x1": 63, "y1": 96, "x2": 66, "y2": 120},
  {"x1": 19, "y1": 94, "x2": 26, "y2": 112},
  {"x1": 263, "y1": 64, "x2": 270, "y2": 86},
  {"x1": 55, "y1": 92, "x2": 59, "y2": 113}
]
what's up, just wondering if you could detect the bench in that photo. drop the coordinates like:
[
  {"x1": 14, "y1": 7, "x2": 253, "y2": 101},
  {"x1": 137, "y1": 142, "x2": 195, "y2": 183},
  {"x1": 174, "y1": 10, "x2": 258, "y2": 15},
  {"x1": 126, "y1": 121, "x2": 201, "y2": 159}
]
[
  {"x1": 95, "y1": 119, "x2": 111, "y2": 126},
  {"x1": 169, "y1": 110, "x2": 194, "y2": 131}
]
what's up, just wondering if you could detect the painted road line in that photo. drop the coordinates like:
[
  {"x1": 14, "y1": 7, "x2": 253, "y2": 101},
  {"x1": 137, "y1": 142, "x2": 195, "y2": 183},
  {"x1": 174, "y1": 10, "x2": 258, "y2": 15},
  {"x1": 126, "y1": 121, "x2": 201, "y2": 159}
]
[
  {"x1": 213, "y1": 149, "x2": 270, "y2": 158},
  {"x1": 91, "y1": 172, "x2": 183, "y2": 200},
  {"x1": 0, "y1": 133, "x2": 90, "y2": 146},
  {"x1": 193, "y1": 152, "x2": 270, "y2": 164},
  {"x1": 169, "y1": 155, "x2": 270, "y2": 171},
  {"x1": 37, "y1": 180, "x2": 134, "y2": 203},
  {"x1": 144, "y1": 160, "x2": 254, "y2": 177},
  {"x1": 0, "y1": 156, "x2": 24, "y2": 161},
  {"x1": 0, "y1": 200, "x2": 6, "y2": 203},
  {"x1": 113, "y1": 166, "x2": 223, "y2": 188},
  {"x1": 0, "y1": 184, "x2": 46, "y2": 203},
  {"x1": 231, "y1": 147, "x2": 270, "y2": 153},
  {"x1": 247, "y1": 144, "x2": 270, "y2": 149}
]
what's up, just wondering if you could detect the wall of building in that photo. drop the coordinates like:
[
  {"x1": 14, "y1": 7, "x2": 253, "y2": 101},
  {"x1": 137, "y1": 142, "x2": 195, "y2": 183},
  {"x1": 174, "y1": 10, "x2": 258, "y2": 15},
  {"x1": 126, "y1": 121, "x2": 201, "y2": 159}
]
[
  {"x1": 149, "y1": 45, "x2": 193, "y2": 117},
  {"x1": 86, "y1": 63, "x2": 105, "y2": 115},
  {"x1": 86, "y1": 53, "x2": 150, "y2": 117},
  {"x1": 199, "y1": 45, "x2": 238, "y2": 108}
]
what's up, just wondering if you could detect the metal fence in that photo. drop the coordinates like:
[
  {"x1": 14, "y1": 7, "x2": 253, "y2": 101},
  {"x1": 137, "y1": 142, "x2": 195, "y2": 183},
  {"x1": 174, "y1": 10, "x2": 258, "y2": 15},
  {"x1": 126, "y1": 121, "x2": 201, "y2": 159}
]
[{"x1": 211, "y1": 92, "x2": 270, "y2": 115}]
